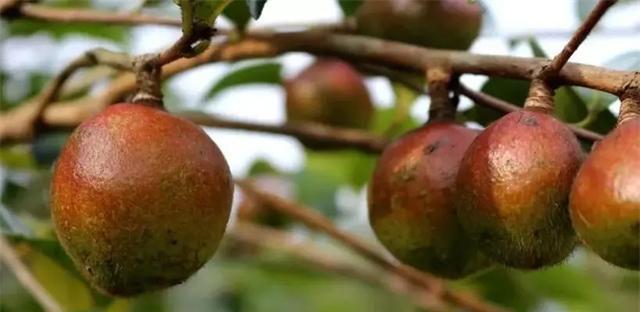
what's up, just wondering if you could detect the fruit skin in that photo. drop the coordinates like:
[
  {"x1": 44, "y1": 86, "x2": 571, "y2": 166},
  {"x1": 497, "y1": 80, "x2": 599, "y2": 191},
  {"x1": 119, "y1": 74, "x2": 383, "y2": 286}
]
[
  {"x1": 455, "y1": 110, "x2": 583, "y2": 269},
  {"x1": 570, "y1": 118, "x2": 640, "y2": 270},
  {"x1": 355, "y1": 0, "x2": 483, "y2": 50},
  {"x1": 285, "y1": 58, "x2": 373, "y2": 130},
  {"x1": 368, "y1": 122, "x2": 491, "y2": 278},
  {"x1": 50, "y1": 103, "x2": 233, "y2": 296}
]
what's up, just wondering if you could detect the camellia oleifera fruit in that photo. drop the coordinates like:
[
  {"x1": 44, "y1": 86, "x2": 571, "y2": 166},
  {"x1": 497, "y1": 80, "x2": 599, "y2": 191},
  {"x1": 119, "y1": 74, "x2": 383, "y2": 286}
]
[
  {"x1": 569, "y1": 100, "x2": 640, "y2": 270},
  {"x1": 355, "y1": 0, "x2": 483, "y2": 50},
  {"x1": 50, "y1": 103, "x2": 233, "y2": 296},
  {"x1": 455, "y1": 109, "x2": 583, "y2": 269},
  {"x1": 285, "y1": 58, "x2": 373, "y2": 129},
  {"x1": 368, "y1": 122, "x2": 491, "y2": 278}
]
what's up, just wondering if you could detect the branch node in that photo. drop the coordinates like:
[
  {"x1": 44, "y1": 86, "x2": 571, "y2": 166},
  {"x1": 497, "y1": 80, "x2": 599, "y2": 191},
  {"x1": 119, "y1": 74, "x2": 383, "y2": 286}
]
[
  {"x1": 131, "y1": 53, "x2": 163, "y2": 108},
  {"x1": 618, "y1": 89, "x2": 640, "y2": 126},
  {"x1": 426, "y1": 67, "x2": 455, "y2": 122},
  {"x1": 524, "y1": 79, "x2": 555, "y2": 113}
]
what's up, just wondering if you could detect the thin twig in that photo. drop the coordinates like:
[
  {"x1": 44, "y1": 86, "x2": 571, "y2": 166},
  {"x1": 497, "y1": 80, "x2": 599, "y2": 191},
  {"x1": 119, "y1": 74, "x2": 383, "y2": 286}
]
[
  {"x1": 0, "y1": 235, "x2": 63, "y2": 312},
  {"x1": 236, "y1": 180, "x2": 509, "y2": 312},
  {"x1": 228, "y1": 222, "x2": 447, "y2": 312},
  {"x1": 541, "y1": 0, "x2": 618, "y2": 79},
  {"x1": 180, "y1": 112, "x2": 387, "y2": 153},
  {"x1": 28, "y1": 49, "x2": 133, "y2": 137},
  {"x1": 458, "y1": 84, "x2": 604, "y2": 142}
]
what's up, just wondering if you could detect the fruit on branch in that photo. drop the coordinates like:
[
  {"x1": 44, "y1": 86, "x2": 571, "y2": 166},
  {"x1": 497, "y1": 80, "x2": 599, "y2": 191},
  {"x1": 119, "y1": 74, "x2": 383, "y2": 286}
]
[
  {"x1": 285, "y1": 58, "x2": 373, "y2": 129},
  {"x1": 368, "y1": 122, "x2": 491, "y2": 278},
  {"x1": 50, "y1": 103, "x2": 233, "y2": 296},
  {"x1": 355, "y1": 0, "x2": 483, "y2": 50},
  {"x1": 455, "y1": 94, "x2": 583, "y2": 268},
  {"x1": 237, "y1": 175, "x2": 293, "y2": 229},
  {"x1": 569, "y1": 95, "x2": 640, "y2": 270}
]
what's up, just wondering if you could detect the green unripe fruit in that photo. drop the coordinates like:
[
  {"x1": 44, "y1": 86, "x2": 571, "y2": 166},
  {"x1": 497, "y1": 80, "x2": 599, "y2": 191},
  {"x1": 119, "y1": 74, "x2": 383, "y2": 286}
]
[
  {"x1": 455, "y1": 110, "x2": 583, "y2": 269},
  {"x1": 285, "y1": 58, "x2": 374, "y2": 130},
  {"x1": 50, "y1": 103, "x2": 233, "y2": 296},
  {"x1": 570, "y1": 118, "x2": 640, "y2": 270},
  {"x1": 355, "y1": 0, "x2": 483, "y2": 50},
  {"x1": 368, "y1": 122, "x2": 491, "y2": 278}
]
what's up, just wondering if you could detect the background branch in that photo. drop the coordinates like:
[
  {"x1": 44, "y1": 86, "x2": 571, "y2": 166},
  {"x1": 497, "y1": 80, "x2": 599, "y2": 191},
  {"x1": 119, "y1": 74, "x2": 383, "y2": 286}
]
[
  {"x1": 0, "y1": 235, "x2": 63, "y2": 312},
  {"x1": 181, "y1": 112, "x2": 387, "y2": 153},
  {"x1": 228, "y1": 222, "x2": 447, "y2": 312},
  {"x1": 236, "y1": 180, "x2": 508, "y2": 312},
  {"x1": 1, "y1": 1, "x2": 180, "y2": 26}
]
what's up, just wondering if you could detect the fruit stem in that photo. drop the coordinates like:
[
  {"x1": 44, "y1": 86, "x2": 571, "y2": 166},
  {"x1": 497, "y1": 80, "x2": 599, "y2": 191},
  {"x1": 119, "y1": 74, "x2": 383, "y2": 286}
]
[
  {"x1": 617, "y1": 89, "x2": 640, "y2": 126},
  {"x1": 131, "y1": 53, "x2": 164, "y2": 108},
  {"x1": 426, "y1": 67, "x2": 456, "y2": 122},
  {"x1": 523, "y1": 79, "x2": 555, "y2": 114}
]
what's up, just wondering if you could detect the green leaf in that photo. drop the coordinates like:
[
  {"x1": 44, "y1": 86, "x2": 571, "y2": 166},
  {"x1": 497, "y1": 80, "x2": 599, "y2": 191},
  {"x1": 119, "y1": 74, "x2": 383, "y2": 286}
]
[
  {"x1": 293, "y1": 150, "x2": 375, "y2": 218},
  {"x1": 0, "y1": 146, "x2": 37, "y2": 169},
  {"x1": 554, "y1": 86, "x2": 589, "y2": 123},
  {"x1": 206, "y1": 62, "x2": 282, "y2": 101},
  {"x1": 247, "y1": 158, "x2": 280, "y2": 177},
  {"x1": 223, "y1": 0, "x2": 252, "y2": 29},
  {"x1": 371, "y1": 107, "x2": 421, "y2": 139},
  {"x1": 585, "y1": 109, "x2": 617, "y2": 135},
  {"x1": 337, "y1": 0, "x2": 363, "y2": 16},
  {"x1": 29, "y1": 249, "x2": 94, "y2": 310},
  {"x1": 527, "y1": 37, "x2": 548, "y2": 58},
  {"x1": 8, "y1": 20, "x2": 128, "y2": 43},
  {"x1": 246, "y1": 0, "x2": 268, "y2": 19}
]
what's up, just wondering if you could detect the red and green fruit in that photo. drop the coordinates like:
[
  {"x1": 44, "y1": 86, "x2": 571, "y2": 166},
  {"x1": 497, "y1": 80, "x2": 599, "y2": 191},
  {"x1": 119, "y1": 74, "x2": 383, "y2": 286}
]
[
  {"x1": 368, "y1": 122, "x2": 491, "y2": 278},
  {"x1": 50, "y1": 103, "x2": 233, "y2": 296},
  {"x1": 455, "y1": 110, "x2": 583, "y2": 269},
  {"x1": 570, "y1": 117, "x2": 640, "y2": 270},
  {"x1": 355, "y1": 0, "x2": 483, "y2": 50},
  {"x1": 285, "y1": 58, "x2": 373, "y2": 130}
]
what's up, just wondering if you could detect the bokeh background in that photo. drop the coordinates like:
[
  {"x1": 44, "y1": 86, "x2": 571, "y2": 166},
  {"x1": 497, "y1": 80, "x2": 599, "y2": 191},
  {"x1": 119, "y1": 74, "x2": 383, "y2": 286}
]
[{"x1": 1, "y1": 0, "x2": 639, "y2": 311}]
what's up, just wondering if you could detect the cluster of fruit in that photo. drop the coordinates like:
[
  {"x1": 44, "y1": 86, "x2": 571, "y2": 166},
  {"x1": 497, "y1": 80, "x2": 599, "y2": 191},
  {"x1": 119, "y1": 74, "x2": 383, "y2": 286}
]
[{"x1": 46, "y1": 0, "x2": 637, "y2": 298}]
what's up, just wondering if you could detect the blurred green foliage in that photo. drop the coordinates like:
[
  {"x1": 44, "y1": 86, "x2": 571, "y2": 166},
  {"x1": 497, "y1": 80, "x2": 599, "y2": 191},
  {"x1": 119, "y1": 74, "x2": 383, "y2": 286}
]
[{"x1": 1, "y1": 1, "x2": 639, "y2": 312}]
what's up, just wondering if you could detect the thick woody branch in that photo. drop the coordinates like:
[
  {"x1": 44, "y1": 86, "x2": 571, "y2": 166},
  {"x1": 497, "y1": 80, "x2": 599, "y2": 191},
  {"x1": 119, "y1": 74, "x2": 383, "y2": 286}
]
[
  {"x1": 3, "y1": 33, "x2": 620, "y2": 144},
  {"x1": 228, "y1": 222, "x2": 446, "y2": 312},
  {"x1": 236, "y1": 180, "x2": 508, "y2": 312}
]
